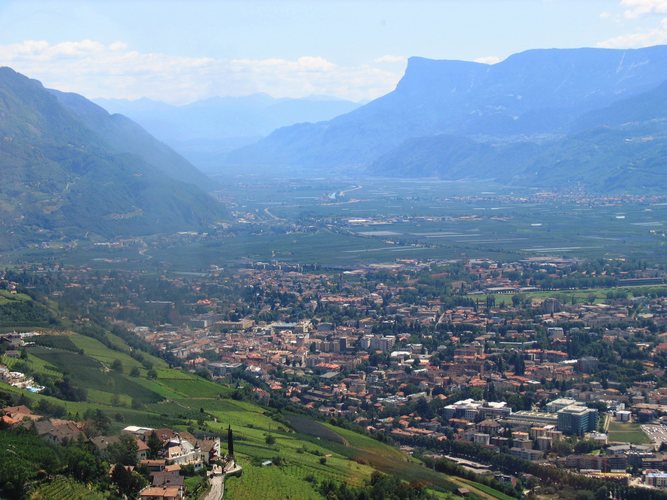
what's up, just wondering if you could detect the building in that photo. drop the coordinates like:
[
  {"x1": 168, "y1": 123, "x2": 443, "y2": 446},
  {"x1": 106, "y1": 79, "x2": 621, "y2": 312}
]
[
  {"x1": 473, "y1": 433, "x2": 491, "y2": 446},
  {"x1": 546, "y1": 398, "x2": 578, "y2": 413},
  {"x1": 577, "y1": 356, "x2": 599, "y2": 374},
  {"x1": 616, "y1": 410, "x2": 631, "y2": 422},
  {"x1": 557, "y1": 405, "x2": 599, "y2": 436},
  {"x1": 644, "y1": 471, "x2": 667, "y2": 488},
  {"x1": 139, "y1": 485, "x2": 182, "y2": 500},
  {"x1": 370, "y1": 335, "x2": 396, "y2": 353},
  {"x1": 542, "y1": 298, "x2": 561, "y2": 314},
  {"x1": 208, "y1": 362, "x2": 243, "y2": 377},
  {"x1": 504, "y1": 410, "x2": 558, "y2": 428},
  {"x1": 510, "y1": 447, "x2": 543, "y2": 461},
  {"x1": 444, "y1": 399, "x2": 511, "y2": 421}
]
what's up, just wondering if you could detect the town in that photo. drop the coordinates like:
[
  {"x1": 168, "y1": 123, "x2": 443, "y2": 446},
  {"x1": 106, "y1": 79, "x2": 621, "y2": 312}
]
[{"x1": 3, "y1": 252, "x2": 667, "y2": 496}]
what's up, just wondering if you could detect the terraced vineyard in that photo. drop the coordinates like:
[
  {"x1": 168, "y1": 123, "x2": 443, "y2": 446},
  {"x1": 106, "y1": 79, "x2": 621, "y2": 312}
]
[{"x1": 30, "y1": 476, "x2": 106, "y2": 500}]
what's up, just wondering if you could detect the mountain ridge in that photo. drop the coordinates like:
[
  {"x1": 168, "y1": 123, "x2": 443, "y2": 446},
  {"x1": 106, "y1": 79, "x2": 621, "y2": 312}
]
[
  {"x1": 0, "y1": 66, "x2": 225, "y2": 249},
  {"x1": 225, "y1": 45, "x2": 667, "y2": 191}
]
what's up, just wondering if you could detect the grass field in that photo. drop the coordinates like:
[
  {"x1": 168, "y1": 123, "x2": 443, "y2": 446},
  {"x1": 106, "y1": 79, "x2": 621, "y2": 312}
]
[
  {"x1": 607, "y1": 421, "x2": 650, "y2": 444},
  {"x1": 469, "y1": 284, "x2": 667, "y2": 306}
]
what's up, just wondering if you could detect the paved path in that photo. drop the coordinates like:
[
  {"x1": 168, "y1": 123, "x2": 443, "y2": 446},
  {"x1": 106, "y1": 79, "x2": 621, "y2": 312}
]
[
  {"x1": 202, "y1": 473, "x2": 224, "y2": 500},
  {"x1": 200, "y1": 463, "x2": 242, "y2": 500}
]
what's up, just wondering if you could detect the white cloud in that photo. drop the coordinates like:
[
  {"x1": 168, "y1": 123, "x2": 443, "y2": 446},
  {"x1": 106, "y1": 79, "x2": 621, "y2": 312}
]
[
  {"x1": 620, "y1": 0, "x2": 667, "y2": 18},
  {"x1": 474, "y1": 55, "x2": 501, "y2": 65},
  {"x1": 597, "y1": 17, "x2": 667, "y2": 47},
  {"x1": 0, "y1": 40, "x2": 405, "y2": 103},
  {"x1": 374, "y1": 55, "x2": 407, "y2": 64}
]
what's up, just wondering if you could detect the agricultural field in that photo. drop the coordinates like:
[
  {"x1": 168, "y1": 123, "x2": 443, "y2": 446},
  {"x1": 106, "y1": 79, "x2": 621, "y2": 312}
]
[
  {"x1": 319, "y1": 424, "x2": 461, "y2": 494},
  {"x1": 224, "y1": 461, "x2": 324, "y2": 500},
  {"x1": 29, "y1": 476, "x2": 107, "y2": 500},
  {"x1": 454, "y1": 478, "x2": 518, "y2": 500},
  {"x1": 0, "y1": 289, "x2": 31, "y2": 305},
  {"x1": 607, "y1": 421, "x2": 651, "y2": 444},
  {"x1": 8, "y1": 177, "x2": 667, "y2": 271}
]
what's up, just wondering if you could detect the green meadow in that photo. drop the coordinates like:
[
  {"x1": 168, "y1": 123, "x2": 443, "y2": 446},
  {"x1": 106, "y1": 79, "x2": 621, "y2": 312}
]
[{"x1": 607, "y1": 422, "x2": 651, "y2": 445}]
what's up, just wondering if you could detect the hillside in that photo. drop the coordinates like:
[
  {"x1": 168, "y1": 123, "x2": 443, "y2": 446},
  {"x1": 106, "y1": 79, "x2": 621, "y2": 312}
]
[
  {"x1": 51, "y1": 90, "x2": 215, "y2": 190},
  {"x1": 0, "y1": 293, "x2": 501, "y2": 500},
  {"x1": 0, "y1": 67, "x2": 225, "y2": 250}
]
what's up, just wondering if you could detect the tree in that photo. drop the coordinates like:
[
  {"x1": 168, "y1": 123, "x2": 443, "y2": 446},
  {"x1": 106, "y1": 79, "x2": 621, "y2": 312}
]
[
  {"x1": 64, "y1": 445, "x2": 105, "y2": 483},
  {"x1": 107, "y1": 433, "x2": 139, "y2": 466},
  {"x1": 415, "y1": 398, "x2": 434, "y2": 420},
  {"x1": 85, "y1": 409, "x2": 111, "y2": 435},
  {"x1": 147, "y1": 369, "x2": 157, "y2": 379},
  {"x1": 111, "y1": 359, "x2": 123, "y2": 373},
  {"x1": 56, "y1": 376, "x2": 87, "y2": 402},
  {"x1": 265, "y1": 434, "x2": 276, "y2": 445},
  {"x1": 111, "y1": 463, "x2": 146, "y2": 497},
  {"x1": 484, "y1": 382, "x2": 497, "y2": 402},
  {"x1": 513, "y1": 354, "x2": 526, "y2": 376},
  {"x1": 228, "y1": 425, "x2": 234, "y2": 458},
  {"x1": 111, "y1": 463, "x2": 132, "y2": 496},
  {"x1": 594, "y1": 486, "x2": 609, "y2": 500},
  {"x1": 130, "y1": 366, "x2": 140, "y2": 377},
  {"x1": 147, "y1": 430, "x2": 162, "y2": 459}
]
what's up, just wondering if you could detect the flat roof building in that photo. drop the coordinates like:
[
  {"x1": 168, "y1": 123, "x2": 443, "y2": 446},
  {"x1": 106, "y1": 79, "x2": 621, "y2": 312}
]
[{"x1": 557, "y1": 405, "x2": 598, "y2": 436}]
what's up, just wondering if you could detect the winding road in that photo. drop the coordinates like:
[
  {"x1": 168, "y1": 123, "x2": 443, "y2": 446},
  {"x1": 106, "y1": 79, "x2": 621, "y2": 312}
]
[{"x1": 202, "y1": 473, "x2": 224, "y2": 500}]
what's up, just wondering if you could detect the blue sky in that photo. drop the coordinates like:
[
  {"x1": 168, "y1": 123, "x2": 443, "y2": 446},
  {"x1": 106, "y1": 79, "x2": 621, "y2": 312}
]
[{"x1": 1, "y1": 0, "x2": 666, "y2": 103}]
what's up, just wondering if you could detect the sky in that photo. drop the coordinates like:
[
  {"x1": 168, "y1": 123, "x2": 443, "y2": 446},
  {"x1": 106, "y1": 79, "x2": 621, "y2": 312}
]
[{"x1": 1, "y1": 0, "x2": 667, "y2": 104}]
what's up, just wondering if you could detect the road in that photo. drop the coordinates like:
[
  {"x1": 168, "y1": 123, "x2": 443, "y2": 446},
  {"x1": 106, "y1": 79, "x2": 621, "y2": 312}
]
[
  {"x1": 263, "y1": 207, "x2": 285, "y2": 222},
  {"x1": 202, "y1": 474, "x2": 223, "y2": 500},
  {"x1": 202, "y1": 466, "x2": 224, "y2": 500}
]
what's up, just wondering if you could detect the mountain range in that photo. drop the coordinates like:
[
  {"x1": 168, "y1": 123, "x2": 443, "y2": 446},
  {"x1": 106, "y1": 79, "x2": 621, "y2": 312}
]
[
  {"x1": 0, "y1": 67, "x2": 224, "y2": 250},
  {"x1": 95, "y1": 94, "x2": 360, "y2": 171},
  {"x1": 225, "y1": 45, "x2": 667, "y2": 191}
]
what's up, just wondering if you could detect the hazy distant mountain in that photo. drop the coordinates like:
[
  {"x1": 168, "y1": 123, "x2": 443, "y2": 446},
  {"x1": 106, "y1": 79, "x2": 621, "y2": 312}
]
[
  {"x1": 370, "y1": 79, "x2": 667, "y2": 191},
  {"x1": 570, "y1": 79, "x2": 667, "y2": 133},
  {"x1": 227, "y1": 45, "x2": 667, "y2": 190},
  {"x1": 0, "y1": 67, "x2": 225, "y2": 249},
  {"x1": 95, "y1": 94, "x2": 360, "y2": 170}
]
